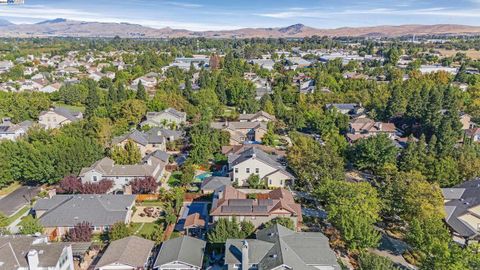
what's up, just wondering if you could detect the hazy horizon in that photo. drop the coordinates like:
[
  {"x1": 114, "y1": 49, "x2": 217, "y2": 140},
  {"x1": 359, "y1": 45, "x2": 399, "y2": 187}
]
[{"x1": 1, "y1": 0, "x2": 480, "y2": 31}]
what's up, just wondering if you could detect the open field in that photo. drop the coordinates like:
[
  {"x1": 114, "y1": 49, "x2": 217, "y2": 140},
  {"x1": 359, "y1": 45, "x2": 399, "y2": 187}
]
[{"x1": 437, "y1": 49, "x2": 480, "y2": 60}]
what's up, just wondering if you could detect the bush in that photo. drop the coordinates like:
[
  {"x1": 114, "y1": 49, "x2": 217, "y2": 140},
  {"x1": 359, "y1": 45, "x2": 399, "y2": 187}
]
[
  {"x1": 64, "y1": 222, "x2": 93, "y2": 242},
  {"x1": 58, "y1": 176, "x2": 113, "y2": 194},
  {"x1": 131, "y1": 176, "x2": 158, "y2": 194}
]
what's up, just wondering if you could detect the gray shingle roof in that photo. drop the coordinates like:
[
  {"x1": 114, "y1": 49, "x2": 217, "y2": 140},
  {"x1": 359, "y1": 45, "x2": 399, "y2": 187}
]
[
  {"x1": 441, "y1": 179, "x2": 480, "y2": 238},
  {"x1": 0, "y1": 235, "x2": 70, "y2": 269},
  {"x1": 154, "y1": 236, "x2": 206, "y2": 269},
  {"x1": 200, "y1": 176, "x2": 232, "y2": 191},
  {"x1": 225, "y1": 224, "x2": 340, "y2": 270},
  {"x1": 33, "y1": 194, "x2": 135, "y2": 227},
  {"x1": 95, "y1": 236, "x2": 154, "y2": 269},
  {"x1": 228, "y1": 148, "x2": 293, "y2": 179}
]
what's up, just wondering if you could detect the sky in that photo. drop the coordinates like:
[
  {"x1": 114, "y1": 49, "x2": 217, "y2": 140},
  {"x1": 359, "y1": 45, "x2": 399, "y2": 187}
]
[{"x1": 1, "y1": 0, "x2": 480, "y2": 31}]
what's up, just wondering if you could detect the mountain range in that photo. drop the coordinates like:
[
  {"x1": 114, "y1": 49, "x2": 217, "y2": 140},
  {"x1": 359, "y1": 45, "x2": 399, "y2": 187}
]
[{"x1": 1, "y1": 19, "x2": 480, "y2": 38}]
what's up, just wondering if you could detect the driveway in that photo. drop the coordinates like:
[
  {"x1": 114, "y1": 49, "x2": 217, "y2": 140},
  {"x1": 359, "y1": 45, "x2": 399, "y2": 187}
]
[{"x1": 0, "y1": 186, "x2": 39, "y2": 216}]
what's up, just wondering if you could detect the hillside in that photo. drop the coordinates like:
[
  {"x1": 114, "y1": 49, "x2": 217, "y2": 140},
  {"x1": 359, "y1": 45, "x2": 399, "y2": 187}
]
[{"x1": 1, "y1": 19, "x2": 480, "y2": 38}]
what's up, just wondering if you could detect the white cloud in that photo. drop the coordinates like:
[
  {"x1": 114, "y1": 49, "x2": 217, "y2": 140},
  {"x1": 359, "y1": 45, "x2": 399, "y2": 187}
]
[
  {"x1": 165, "y1": 1, "x2": 203, "y2": 8},
  {"x1": 0, "y1": 4, "x2": 240, "y2": 31}
]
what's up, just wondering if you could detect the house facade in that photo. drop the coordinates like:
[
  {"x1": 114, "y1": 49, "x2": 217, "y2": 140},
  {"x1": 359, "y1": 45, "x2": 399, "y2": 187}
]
[
  {"x1": 38, "y1": 107, "x2": 83, "y2": 129},
  {"x1": 112, "y1": 128, "x2": 171, "y2": 157},
  {"x1": 228, "y1": 147, "x2": 293, "y2": 188},
  {"x1": 0, "y1": 118, "x2": 33, "y2": 141},
  {"x1": 79, "y1": 150, "x2": 168, "y2": 193}
]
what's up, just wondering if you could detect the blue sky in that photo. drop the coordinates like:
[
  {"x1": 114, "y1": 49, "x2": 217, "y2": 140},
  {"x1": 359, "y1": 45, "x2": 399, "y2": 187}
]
[{"x1": 1, "y1": 0, "x2": 480, "y2": 31}]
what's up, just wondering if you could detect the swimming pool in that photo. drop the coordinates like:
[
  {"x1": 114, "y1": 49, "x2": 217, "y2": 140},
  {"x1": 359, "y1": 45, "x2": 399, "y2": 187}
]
[{"x1": 195, "y1": 172, "x2": 212, "y2": 182}]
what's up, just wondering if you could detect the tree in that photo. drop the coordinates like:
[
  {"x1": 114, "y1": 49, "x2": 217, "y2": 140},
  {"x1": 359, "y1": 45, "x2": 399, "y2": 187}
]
[
  {"x1": 136, "y1": 81, "x2": 147, "y2": 101},
  {"x1": 246, "y1": 174, "x2": 264, "y2": 189},
  {"x1": 180, "y1": 163, "x2": 195, "y2": 187},
  {"x1": 19, "y1": 216, "x2": 43, "y2": 235},
  {"x1": 58, "y1": 175, "x2": 83, "y2": 194},
  {"x1": 164, "y1": 204, "x2": 177, "y2": 225},
  {"x1": 144, "y1": 223, "x2": 164, "y2": 243},
  {"x1": 111, "y1": 140, "x2": 142, "y2": 165},
  {"x1": 358, "y1": 252, "x2": 399, "y2": 270},
  {"x1": 317, "y1": 180, "x2": 381, "y2": 250},
  {"x1": 240, "y1": 220, "x2": 255, "y2": 237},
  {"x1": 108, "y1": 222, "x2": 131, "y2": 241},
  {"x1": 264, "y1": 217, "x2": 295, "y2": 230},
  {"x1": 85, "y1": 80, "x2": 100, "y2": 118},
  {"x1": 79, "y1": 179, "x2": 114, "y2": 194},
  {"x1": 207, "y1": 217, "x2": 251, "y2": 244},
  {"x1": 131, "y1": 176, "x2": 158, "y2": 194},
  {"x1": 288, "y1": 133, "x2": 344, "y2": 191},
  {"x1": 64, "y1": 222, "x2": 93, "y2": 242},
  {"x1": 350, "y1": 135, "x2": 398, "y2": 174}
]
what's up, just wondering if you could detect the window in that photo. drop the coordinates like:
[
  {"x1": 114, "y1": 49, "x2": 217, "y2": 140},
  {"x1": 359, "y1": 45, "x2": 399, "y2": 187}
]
[
  {"x1": 246, "y1": 168, "x2": 250, "y2": 173},
  {"x1": 255, "y1": 168, "x2": 259, "y2": 173},
  {"x1": 234, "y1": 168, "x2": 238, "y2": 173},
  {"x1": 269, "y1": 179, "x2": 272, "y2": 185},
  {"x1": 93, "y1": 176, "x2": 98, "y2": 182},
  {"x1": 280, "y1": 180, "x2": 283, "y2": 185}
]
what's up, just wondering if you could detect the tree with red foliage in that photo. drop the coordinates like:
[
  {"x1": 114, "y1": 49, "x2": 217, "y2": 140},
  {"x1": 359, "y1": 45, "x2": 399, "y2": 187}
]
[
  {"x1": 58, "y1": 175, "x2": 83, "y2": 194},
  {"x1": 64, "y1": 221, "x2": 92, "y2": 242},
  {"x1": 79, "y1": 179, "x2": 114, "y2": 194},
  {"x1": 58, "y1": 176, "x2": 113, "y2": 194},
  {"x1": 131, "y1": 176, "x2": 158, "y2": 194}
]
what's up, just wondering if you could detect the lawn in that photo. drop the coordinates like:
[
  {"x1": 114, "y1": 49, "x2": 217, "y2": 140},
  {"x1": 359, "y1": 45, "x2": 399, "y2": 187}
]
[
  {"x1": 53, "y1": 102, "x2": 85, "y2": 113},
  {"x1": 6, "y1": 206, "x2": 30, "y2": 225},
  {"x1": 132, "y1": 222, "x2": 160, "y2": 237},
  {"x1": 0, "y1": 182, "x2": 21, "y2": 196}
]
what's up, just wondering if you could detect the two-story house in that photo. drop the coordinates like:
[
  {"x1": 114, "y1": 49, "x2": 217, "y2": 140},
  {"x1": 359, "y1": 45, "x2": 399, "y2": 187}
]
[
  {"x1": 346, "y1": 117, "x2": 397, "y2": 142},
  {"x1": 0, "y1": 118, "x2": 34, "y2": 141},
  {"x1": 38, "y1": 107, "x2": 83, "y2": 129},
  {"x1": 211, "y1": 121, "x2": 268, "y2": 145},
  {"x1": 228, "y1": 147, "x2": 293, "y2": 188},
  {"x1": 111, "y1": 128, "x2": 181, "y2": 157}
]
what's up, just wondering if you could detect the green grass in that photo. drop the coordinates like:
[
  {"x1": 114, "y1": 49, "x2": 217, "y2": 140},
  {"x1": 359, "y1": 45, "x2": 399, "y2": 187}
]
[
  {"x1": 0, "y1": 182, "x2": 21, "y2": 196},
  {"x1": 132, "y1": 222, "x2": 161, "y2": 237},
  {"x1": 6, "y1": 206, "x2": 30, "y2": 225},
  {"x1": 53, "y1": 102, "x2": 85, "y2": 113},
  {"x1": 138, "y1": 200, "x2": 164, "y2": 207}
]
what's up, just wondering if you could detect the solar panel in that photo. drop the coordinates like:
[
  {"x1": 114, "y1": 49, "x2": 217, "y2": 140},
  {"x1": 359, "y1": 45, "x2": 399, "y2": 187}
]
[
  {"x1": 252, "y1": 205, "x2": 268, "y2": 213},
  {"x1": 258, "y1": 199, "x2": 274, "y2": 206},
  {"x1": 228, "y1": 199, "x2": 254, "y2": 206},
  {"x1": 222, "y1": 205, "x2": 253, "y2": 213}
]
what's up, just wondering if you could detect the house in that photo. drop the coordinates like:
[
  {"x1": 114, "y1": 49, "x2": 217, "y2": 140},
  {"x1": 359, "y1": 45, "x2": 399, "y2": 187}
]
[
  {"x1": 211, "y1": 121, "x2": 268, "y2": 145},
  {"x1": 33, "y1": 194, "x2": 136, "y2": 240},
  {"x1": 325, "y1": 103, "x2": 364, "y2": 117},
  {"x1": 249, "y1": 59, "x2": 275, "y2": 71},
  {"x1": 111, "y1": 128, "x2": 173, "y2": 156},
  {"x1": 95, "y1": 236, "x2": 155, "y2": 270},
  {"x1": 40, "y1": 83, "x2": 62, "y2": 93},
  {"x1": 0, "y1": 60, "x2": 14, "y2": 73},
  {"x1": 346, "y1": 117, "x2": 398, "y2": 142},
  {"x1": 210, "y1": 187, "x2": 302, "y2": 229},
  {"x1": 238, "y1": 111, "x2": 276, "y2": 123},
  {"x1": 228, "y1": 147, "x2": 293, "y2": 188},
  {"x1": 140, "y1": 108, "x2": 187, "y2": 129},
  {"x1": 131, "y1": 76, "x2": 157, "y2": 89},
  {"x1": 38, "y1": 107, "x2": 83, "y2": 129},
  {"x1": 460, "y1": 114, "x2": 475, "y2": 130},
  {"x1": 244, "y1": 73, "x2": 272, "y2": 100},
  {"x1": 153, "y1": 236, "x2": 206, "y2": 270},
  {"x1": 419, "y1": 65, "x2": 458, "y2": 75},
  {"x1": 441, "y1": 179, "x2": 480, "y2": 245},
  {"x1": 225, "y1": 224, "x2": 340, "y2": 270},
  {"x1": 466, "y1": 128, "x2": 480, "y2": 142},
  {"x1": 0, "y1": 235, "x2": 74, "y2": 270},
  {"x1": 0, "y1": 118, "x2": 34, "y2": 141},
  {"x1": 79, "y1": 150, "x2": 168, "y2": 193},
  {"x1": 200, "y1": 176, "x2": 232, "y2": 194}
]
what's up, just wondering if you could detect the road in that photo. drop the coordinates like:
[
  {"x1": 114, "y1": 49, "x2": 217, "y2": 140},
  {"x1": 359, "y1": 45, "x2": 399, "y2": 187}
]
[{"x1": 0, "y1": 186, "x2": 39, "y2": 216}]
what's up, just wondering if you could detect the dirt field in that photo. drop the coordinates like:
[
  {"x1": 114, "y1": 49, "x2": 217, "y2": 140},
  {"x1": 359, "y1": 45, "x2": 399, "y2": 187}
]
[{"x1": 437, "y1": 49, "x2": 480, "y2": 60}]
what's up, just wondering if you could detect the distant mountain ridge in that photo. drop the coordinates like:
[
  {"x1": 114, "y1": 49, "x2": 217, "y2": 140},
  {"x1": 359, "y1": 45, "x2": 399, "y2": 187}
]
[{"x1": 1, "y1": 18, "x2": 480, "y2": 38}]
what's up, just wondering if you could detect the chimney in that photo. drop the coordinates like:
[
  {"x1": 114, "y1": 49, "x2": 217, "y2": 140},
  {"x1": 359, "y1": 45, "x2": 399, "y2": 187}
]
[
  {"x1": 27, "y1": 249, "x2": 39, "y2": 270},
  {"x1": 242, "y1": 240, "x2": 249, "y2": 270}
]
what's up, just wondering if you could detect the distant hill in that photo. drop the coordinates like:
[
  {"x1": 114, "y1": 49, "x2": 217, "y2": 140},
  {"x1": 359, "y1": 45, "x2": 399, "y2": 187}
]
[
  {"x1": 0, "y1": 19, "x2": 13, "y2": 27},
  {"x1": 0, "y1": 19, "x2": 479, "y2": 38}
]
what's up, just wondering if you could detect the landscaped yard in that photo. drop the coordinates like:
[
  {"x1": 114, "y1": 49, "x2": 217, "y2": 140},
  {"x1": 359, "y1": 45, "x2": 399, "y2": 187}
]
[
  {"x1": 168, "y1": 171, "x2": 183, "y2": 186},
  {"x1": 6, "y1": 206, "x2": 30, "y2": 225},
  {"x1": 0, "y1": 182, "x2": 21, "y2": 196},
  {"x1": 53, "y1": 102, "x2": 86, "y2": 113}
]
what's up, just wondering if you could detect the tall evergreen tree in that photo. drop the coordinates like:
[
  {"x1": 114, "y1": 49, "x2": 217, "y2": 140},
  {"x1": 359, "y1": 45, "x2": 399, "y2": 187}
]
[{"x1": 136, "y1": 81, "x2": 147, "y2": 101}]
